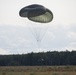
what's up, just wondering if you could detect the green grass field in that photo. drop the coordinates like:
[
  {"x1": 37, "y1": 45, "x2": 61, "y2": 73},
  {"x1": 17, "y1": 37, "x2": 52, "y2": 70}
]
[{"x1": 0, "y1": 66, "x2": 76, "y2": 75}]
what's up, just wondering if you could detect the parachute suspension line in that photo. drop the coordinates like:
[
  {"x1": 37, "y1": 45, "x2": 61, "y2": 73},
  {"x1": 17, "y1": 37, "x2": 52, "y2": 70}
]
[
  {"x1": 35, "y1": 25, "x2": 42, "y2": 49},
  {"x1": 28, "y1": 22, "x2": 42, "y2": 48},
  {"x1": 39, "y1": 23, "x2": 50, "y2": 42},
  {"x1": 36, "y1": 24, "x2": 50, "y2": 50},
  {"x1": 27, "y1": 21, "x2": 50, "y2": 49},
  {"x1": 27, "y1": 21, "x2": 39, "y2": 41}
]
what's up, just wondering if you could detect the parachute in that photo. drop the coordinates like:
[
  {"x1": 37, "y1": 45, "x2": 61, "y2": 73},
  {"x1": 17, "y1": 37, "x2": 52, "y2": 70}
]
[
  {"x1": 19, "y1": 4, "x2": 53, "y2": 23},
  {"x1": 19, "y1": 4, "x2": 53, "y2": 49}
]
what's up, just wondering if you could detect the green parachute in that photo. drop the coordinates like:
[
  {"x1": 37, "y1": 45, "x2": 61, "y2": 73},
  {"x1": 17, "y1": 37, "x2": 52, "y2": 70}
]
[
  {"x1": 19, "y1": 4, "x2": 53, "y2": 23},
  {"x1": 19, "y1": 4, "x2": 53, "y2": 49}
]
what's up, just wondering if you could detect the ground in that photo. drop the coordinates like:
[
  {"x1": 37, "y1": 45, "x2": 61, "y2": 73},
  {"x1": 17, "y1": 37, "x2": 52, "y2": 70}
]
[{"x1": 0, "y1": 66, "x2": 76, "y2": 75}]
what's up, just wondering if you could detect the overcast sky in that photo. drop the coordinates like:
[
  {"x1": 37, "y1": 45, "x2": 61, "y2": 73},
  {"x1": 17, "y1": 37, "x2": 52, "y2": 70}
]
[{"x1": 0, "y1": 0, "x2": 76, "y2": 54}]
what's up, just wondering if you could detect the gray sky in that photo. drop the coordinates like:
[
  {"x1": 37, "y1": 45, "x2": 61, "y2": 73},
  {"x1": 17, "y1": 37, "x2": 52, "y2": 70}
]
[{"x1": 0, "y1": 0, "x2": 76, "y2": 54}]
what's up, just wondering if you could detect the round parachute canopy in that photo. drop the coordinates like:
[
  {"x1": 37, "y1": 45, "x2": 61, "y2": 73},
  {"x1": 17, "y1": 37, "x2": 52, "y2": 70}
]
[{"x1": 19, "y1": 4, "x2": 53, "y2": 23}]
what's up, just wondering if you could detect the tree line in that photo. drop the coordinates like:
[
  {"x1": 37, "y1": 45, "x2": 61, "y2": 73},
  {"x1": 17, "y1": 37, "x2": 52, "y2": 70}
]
[{"x1": 0, "y1": 50, "x2": 76, "y2": 66}]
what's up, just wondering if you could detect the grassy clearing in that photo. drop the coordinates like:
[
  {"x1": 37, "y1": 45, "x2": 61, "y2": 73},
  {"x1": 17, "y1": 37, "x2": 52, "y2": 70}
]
[{"x1": 0, "y1": 66, "x2": 76, "y2": 75}]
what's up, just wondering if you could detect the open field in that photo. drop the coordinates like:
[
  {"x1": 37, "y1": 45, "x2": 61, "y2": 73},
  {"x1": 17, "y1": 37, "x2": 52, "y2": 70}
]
[{"x1": 0, "y1": 66, "x2": 76, "y2": 75}]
